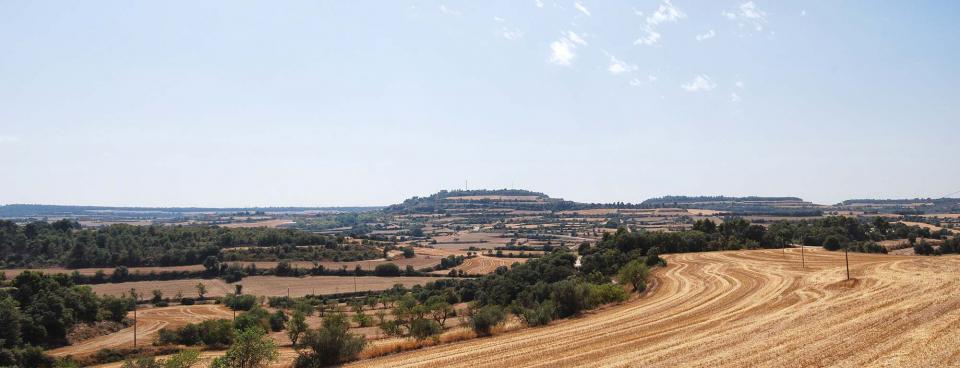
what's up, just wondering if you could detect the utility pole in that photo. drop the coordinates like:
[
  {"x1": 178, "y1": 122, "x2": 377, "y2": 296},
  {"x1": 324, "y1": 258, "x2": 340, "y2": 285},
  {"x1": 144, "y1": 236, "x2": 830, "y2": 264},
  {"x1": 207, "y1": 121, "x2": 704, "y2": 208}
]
[
  {"x1": 131, "y1": 288, "x2": 137, "y2": 348},
  {"x1": 800, "y1": 245, "x2": 805, "y2": 268},
  {"x1": 844, "y1": 246, "x2": 851, "y2": 280}
]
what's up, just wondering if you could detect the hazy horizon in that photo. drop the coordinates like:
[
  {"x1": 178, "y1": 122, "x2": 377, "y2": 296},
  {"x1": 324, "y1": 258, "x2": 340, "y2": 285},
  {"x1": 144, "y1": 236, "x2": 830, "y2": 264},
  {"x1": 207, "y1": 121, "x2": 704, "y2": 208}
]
[{"x1": 2, "y1": 1, "x2": 958, "y2": 207}]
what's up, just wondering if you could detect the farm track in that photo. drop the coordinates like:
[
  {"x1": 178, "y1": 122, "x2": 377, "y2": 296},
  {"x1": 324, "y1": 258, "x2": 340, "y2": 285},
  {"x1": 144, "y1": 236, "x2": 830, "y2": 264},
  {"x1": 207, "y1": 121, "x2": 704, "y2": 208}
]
[
  {"x1": 49, "y1": 304, "x2": 233, "y2": 358},
  {"x1": 349, "y1": 248, "x2": 960, "y2": 368}
]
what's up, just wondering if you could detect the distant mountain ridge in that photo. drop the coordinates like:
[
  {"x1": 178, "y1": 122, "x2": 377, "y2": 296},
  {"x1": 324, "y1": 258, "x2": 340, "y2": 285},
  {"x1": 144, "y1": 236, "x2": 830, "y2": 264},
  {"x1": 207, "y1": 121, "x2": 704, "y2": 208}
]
[{"x1": 0, "y1": 204, "x2": 379, "y2": 218}]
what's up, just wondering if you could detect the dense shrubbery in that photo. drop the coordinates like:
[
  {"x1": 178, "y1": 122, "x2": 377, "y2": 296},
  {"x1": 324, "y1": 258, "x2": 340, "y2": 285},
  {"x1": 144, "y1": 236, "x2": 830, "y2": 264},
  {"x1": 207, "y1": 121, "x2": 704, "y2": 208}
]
[
  {"x1": 157, "y1": 319, "x2": 236, "y2": 347},
  {"x1": 294, "y1": 312, "x2": 366, "y2": 367}
]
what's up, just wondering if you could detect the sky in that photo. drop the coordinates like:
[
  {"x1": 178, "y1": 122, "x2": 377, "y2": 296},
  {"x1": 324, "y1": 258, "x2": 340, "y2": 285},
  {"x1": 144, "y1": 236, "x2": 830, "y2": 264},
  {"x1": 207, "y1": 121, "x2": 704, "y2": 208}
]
[{"x1": 1, "y1": 1, "x2": 959, "y2": 207}]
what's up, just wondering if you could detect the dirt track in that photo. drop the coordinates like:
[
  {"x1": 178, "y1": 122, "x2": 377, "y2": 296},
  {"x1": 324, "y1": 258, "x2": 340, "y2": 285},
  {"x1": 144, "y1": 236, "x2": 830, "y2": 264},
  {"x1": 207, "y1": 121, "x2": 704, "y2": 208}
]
[
  {"x1": 49, "y1": 304, "x2": 233, "y2": 357},
  {"x1": 348, "y1": 248, "x2": 960, "y2": 368}
]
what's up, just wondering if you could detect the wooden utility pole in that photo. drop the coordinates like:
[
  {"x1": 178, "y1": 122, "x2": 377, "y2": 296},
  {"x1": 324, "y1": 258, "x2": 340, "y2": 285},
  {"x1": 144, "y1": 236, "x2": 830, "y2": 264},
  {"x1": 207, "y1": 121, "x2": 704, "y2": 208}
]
[
  {"x1": 844, "y1": 246, "x2": 851, "y2": 280},
  {"x1": 131, "y1": 288, "x2": 137, "y2": 348},
  {"x1": 800, "y1": 245, "x2": 805, "y2": 268}
]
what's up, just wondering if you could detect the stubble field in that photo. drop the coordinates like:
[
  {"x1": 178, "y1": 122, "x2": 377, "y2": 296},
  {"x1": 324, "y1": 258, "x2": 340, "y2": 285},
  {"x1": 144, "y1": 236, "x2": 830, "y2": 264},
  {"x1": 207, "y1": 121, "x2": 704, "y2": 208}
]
[{"x1": 349, "y1": 248, "x2": 960, "y2": 368}]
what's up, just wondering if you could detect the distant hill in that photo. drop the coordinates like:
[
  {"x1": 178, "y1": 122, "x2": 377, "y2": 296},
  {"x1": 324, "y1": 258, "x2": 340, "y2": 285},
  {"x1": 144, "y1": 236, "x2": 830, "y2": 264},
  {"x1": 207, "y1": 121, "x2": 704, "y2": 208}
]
[
  {"x1": 384, "y1": 189, "x2": 582, "y2": 214},
  {"x1": 641, "y1": 196, "x2": 822, "y2": 216},
  {"x1": 0, "y1": 204, "x2": 379, "y2": 219},
  {"x1": 839, "y1": 198, "x2": 960, "y2": 214}
]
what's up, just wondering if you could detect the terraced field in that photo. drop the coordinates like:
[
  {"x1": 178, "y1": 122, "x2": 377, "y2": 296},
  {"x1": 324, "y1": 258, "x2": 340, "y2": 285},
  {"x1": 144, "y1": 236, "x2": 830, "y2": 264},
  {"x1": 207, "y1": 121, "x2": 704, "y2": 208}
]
[
  {"x1": 349, "y1": 248, "x2": 960, "y2": 368},
  {"x1": 49, "y1": 304, "x2": 233, "y2": 358}
]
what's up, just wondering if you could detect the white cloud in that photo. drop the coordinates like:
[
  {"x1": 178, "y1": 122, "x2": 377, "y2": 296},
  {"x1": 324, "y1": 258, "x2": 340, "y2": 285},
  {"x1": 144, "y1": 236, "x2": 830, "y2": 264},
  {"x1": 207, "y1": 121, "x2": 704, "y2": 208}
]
[
  {"x1": 801, "y1": 9, "x2": 806, "y2": 16},
  {"x1": 605, "y1": 53, "x2": 637, "y2": 75},
  {"x1": 695, "y1": 30, "x2": 716, "y2": 41},
  {"x1": 549, "y1": 39, "x2": 575, "y2": 66},
  {"x1": 535, "y1": 0, "x2": 544, "y2": 8},
  {"x1": 0, "y1": 135, "x2": 21, "y2": 143},
  {"x1": 648, "y1": 74, "x2": 658, "y2": 82},
  {"x1": 549, "y1": 31, "x2": 588, "y2": 66},
  {"x1": 439, "y1": 5, "x2": 461, "y2": 16},
  {"x1": 633, "y1": 0, "x2": 685, "y2": 46},
  {"x1": 730, "y1": 93, "x2": 742, "y2": 102},
  {"x1": 724, "y1": 1, "x2": 767, "y2": 31},
  {"x1": 501, "y1": 27, "x2": 524, "y2": 40},
  {"x1": 735, "y1": 81, "x2": 744, "y2": 88},
  {"x1": 574, "y1": 1, "x2": 591, "y2": 16},
  {"x1": 646, "y1": 0, "x2": 685, "y2": 26},
  {"x1": 566, "y1": 31, "x2": 587, "y2": 45},
  {"x1": 629, "y1": 78, "x2": 643, "y2": 86},
  {"x1": 634, "y1": 29, "x2": 661, "y2": 46},
  {"x1": 682, "y1": 75, "x2": 716, "y2": 92},
  {"x1": 493, "y1": 16, "x2": 505, "y2": 23}
]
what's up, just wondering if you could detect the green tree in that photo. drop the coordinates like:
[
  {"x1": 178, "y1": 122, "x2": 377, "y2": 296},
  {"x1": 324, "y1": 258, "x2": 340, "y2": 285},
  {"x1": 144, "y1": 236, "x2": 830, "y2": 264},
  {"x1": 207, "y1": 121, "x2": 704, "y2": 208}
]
[
  {"x1": 210, "y1": 328, "x2": 278, "y2": 368},
  {"x1": 617, "y1": 259, "x2": 650, "y2": 293},
  {"x1": 286, "y1": 310, "x2": 308, "y2": 349},
  {"x1": 294, "y1": 312, "x2": 365, "y2": 367}
]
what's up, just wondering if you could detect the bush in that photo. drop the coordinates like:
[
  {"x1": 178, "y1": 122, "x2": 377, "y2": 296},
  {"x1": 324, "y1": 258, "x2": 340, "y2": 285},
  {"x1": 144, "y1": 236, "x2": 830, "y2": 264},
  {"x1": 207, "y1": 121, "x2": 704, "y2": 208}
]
[
  {"x1": 517, "y1": 301, "x2": 554, "y2": 327},
  {"x1": 269, "y1": 310, "x2": 288, "y2": 332},
  {"x1": 374, "y1": 263, "x2": 401, "y2": 276},
  {"x1": 617, "y1": 259, "x2": 650, "y2": 293},
  {"x1": 468, "y1": 305, "x2": 505, "y2": 337},
  {"x1": 409, "y1": 318, "x2": 442, "y2": 341},
  {"x1": 294, "y1": 313, "x2": 365, "y2": 367},
  {"x1": 210, "y1": 328, "x2": 278, "y2": 368},
  {"x1": 550, "y1": 280, "x2": 590, "y2": 318},
  {"x1": 157, "y1": 319, "x2": 235, "y2": 348},
  {"x1": 222, "y1": 294, "x2": 258, "y2": 311},
  {"x1": 180, "y1": 297, "x2": 195, "y2": 306},
  {"x1": 587, "y1": 283, "x2": 627, "y2": 306},
  {"x1": 823, "y1": 235, "x2": 845, "y2": 251},
  {"x1": 267, "y1": 296, "x2": 295, "y2": 309},
  {"x1": 234, "y1": 306, "x2": 271, "y2": 332}
]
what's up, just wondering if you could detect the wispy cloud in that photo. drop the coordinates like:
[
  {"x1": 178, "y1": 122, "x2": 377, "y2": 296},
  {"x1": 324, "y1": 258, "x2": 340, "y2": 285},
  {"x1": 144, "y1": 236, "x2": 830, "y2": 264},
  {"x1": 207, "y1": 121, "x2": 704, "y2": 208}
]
[
  {"x1": 695, "y1": 30, "x2": 716, "y2": 41},
  {"x1": 493, "y1": 16, "x2": 505, "y2": 23},
  {"x1": 535, "y1": 0, "x2": 544, "y2": 8},
  {"x1": 501, "y1": 27, "x2": 524, "y2": 40},
  {"x1": 730, "y1": 92, "x2": 741, "y2": 102},
  {"x1": 723, "y1": 1, "x2": 767, "y2": 31},
  {"x1": 440, "y1": 5, "x2": 462, "y2": 16},
  {"x1": 574, "y1": 1, "x2": 591, "y2": 16},
  {"x1": 682, "y1": 75, "x2": 716, "y2": 92},
  {"x1": 604, "y1": 52, "x2": 637, "y2": 75},
  {"x1": 630, "y1": 78, "x2": 643, "y2": 86},
  {"x1": 549, "y1": 31, "x2": 587, "y2": 66},
  {"x1": 634, "y1": 0, "x2": 686, "y2": 46}
]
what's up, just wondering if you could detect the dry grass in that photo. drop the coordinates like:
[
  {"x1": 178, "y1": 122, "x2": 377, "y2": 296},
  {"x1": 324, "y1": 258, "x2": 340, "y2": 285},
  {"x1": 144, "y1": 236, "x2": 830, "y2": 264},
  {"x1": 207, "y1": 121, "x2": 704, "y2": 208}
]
[
  {"x1": 348, "y1": 249, "x2": 960, "y2": 368},
  {"x1": 89, "y1": 276, "x2": 443, "y2": 298}
]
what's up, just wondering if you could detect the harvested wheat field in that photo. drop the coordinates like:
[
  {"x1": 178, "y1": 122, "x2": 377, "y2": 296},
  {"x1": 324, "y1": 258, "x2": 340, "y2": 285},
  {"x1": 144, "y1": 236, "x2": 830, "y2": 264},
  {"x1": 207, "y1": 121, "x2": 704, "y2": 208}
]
[
  {"x1": 451, "y1": 255, "x2": 525, "y2": 275},
  {"x1": 49, "y1": 304, "x2": 233, "y2": 358},
  {"x1": 89, "y1": 276, "x2": 444, "y2": 298},
  {"x1": 350, "y1": 248, "x2": 960, "y2": 368}
]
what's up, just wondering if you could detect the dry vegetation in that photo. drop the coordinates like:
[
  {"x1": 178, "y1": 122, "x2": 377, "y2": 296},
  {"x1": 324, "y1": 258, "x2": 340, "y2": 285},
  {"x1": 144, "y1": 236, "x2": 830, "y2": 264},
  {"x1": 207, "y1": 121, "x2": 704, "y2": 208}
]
[{"x1": 347, "y1": 248, "x2": 960, "y2": 368}]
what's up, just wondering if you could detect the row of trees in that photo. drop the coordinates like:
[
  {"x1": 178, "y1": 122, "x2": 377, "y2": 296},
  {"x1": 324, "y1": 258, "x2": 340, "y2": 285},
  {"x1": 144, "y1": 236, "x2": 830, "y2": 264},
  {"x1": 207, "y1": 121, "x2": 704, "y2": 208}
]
[{"x1": 0, "y1": 220, "x2": 369, "y2": 268}]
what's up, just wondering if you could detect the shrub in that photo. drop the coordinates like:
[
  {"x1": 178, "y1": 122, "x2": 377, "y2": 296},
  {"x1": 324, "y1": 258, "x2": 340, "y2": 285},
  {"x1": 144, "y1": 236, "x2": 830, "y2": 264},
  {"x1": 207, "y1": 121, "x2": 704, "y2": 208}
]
[
  {"x1": 468, "y1": 305, "x2": 505, "y2": 337},
  {"x1": 294, "y1": 313, "x2": 365, "y2": 367},
  {"x1": 617, "y1": 259, "x2": 650, "y2": 293},
  {"x1": 269, "y1": 310, "x2": 288, "y2": 332},
  {"x1": 550, "y1": 280, "x2": 590, "y2": 318},
  {"x1": 587, "y1": 283, "x2": 627, "y2": 306},
  {"x1": 222, "y1": 294, "x2": 258, "y2": 311},
  {"x1": 517, "y1": 301, "x2": 554, "y2": 327},
  {"x1": 234, "y1": 306, "x2": 271, "y2": 332},
  {"x1": 179, "y1": 297, "x2": 195, "y2": 306},
  {"x1": 409, "y1": 319, "x2": 442, "y2": 341},
  {"x1": 374, "y1": 263, "x2": 401, "y2": 276},
  {"x1": 210, "y1": 328, "x2": 277, "y2": 368}
]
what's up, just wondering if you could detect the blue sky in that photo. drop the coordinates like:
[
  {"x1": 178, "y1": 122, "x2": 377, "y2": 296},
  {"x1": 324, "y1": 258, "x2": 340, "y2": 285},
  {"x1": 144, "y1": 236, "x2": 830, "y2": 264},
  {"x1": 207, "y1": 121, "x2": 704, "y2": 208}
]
[{"x1": 1, "y1": 1, "x2": 958, "y2": 207}]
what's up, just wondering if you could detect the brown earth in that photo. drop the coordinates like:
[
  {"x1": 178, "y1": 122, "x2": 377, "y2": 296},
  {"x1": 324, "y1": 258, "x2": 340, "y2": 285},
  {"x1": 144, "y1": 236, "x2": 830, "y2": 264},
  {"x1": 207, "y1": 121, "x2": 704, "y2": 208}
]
[
  {"x1": 49, "y1": 304, "x2": 233, "y2": 358},
  {"x1": 349, "y1": 248, "x2": 960, "y2": 368}
]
